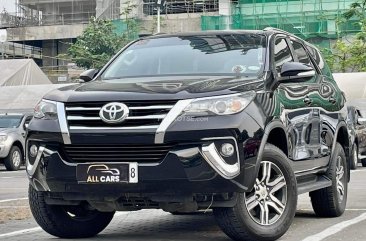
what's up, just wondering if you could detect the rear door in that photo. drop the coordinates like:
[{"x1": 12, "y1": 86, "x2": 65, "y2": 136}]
[{"x1": 305, "y1": 44, "x2": 346, "y2": 168}]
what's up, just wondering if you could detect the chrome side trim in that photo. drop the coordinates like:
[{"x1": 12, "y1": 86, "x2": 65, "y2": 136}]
[
  {"x1": 57, "y1": 102, "x2": 71, "y2": 144},
  {"x1": 201, "y1": 143, "x2": 240, "y2": 179},
  {"x1": 26, "y1": 146, "x2": 45, "y2": 177},
  {"x1": 155, "y1": 99, "x2": 193, "y2": 144},
  {"x1": 69, "y1": 125, "x2": 159, "y2": 130}
]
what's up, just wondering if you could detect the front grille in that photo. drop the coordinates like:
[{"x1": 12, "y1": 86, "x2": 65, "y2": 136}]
[
  {"x1": 65, "y1": 100, "x2": 177, "y2": 130},
  {"x1": 63, "y1": 143, "x2": 175, "y2": 163}
]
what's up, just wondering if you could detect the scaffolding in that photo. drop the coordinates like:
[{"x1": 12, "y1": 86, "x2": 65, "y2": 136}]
[{"x1": 201, "y1": 0, "x2": 360, "y2": 47}]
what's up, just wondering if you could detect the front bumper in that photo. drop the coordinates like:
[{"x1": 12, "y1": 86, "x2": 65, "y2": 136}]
[
  {"x1": 27, "y1": 136, "x2": 258, "y2": 197},
  {"x1": 0, "y1": 143, "x2": 11, "y2": 158},
  {"x1": 26, "y1": 102, "x2": 265, "y2": 200}
]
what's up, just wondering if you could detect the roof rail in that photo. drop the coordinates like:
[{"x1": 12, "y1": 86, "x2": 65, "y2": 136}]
[
  {"x1": 263, "y1": 27, "x2": 304, "y2": 40},
  {"x1": 139, "y1": 32, "x2": 167, "y2": 38},
  {"x1": 263, "y1": 27, "x2": 289, "y2": 34}
]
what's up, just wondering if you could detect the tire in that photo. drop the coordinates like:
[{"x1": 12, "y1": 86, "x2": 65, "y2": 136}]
[
  {"x1": 310, "y1": 143, "x2": 347, "y2": 217},
  {"x1": 4, "y1": 146, "x2": 22, "y2": 171},
  {"x1": 213, "y1": 144, "x2": 297, "y2": 241},
  {"x1": 350, "y1": 144, "x2": 358, "y2": 170},
  {"x1": 362, "y1": 158, "x2": 366, "y2": 167},
  {"x1": 29, "y1": 185, "x2": 115, "y2": 239}
]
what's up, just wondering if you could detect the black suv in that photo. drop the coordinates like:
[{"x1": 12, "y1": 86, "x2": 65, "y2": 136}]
[{"x1": 26, "y1": 29, "x2": 350, "y2": 241}]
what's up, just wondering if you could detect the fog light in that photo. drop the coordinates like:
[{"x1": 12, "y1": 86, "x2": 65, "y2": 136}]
[
  {"x1": 221, "y1": 143, "x2": 235, "y2": 157},
  {"x1": 30, "y1": 145, "x2": 38, "y2": 158}
]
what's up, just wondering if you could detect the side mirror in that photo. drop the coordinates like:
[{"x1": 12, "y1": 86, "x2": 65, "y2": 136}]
[
  {"x1": 280, "y1": 62, "x2": 315, "y2": 78},
  {"x1": 358, "y1": 118, "x2": 366, "y2": 125},
  {"x1": 79, "y1": 69, "x2": 99, "y2": 82}
]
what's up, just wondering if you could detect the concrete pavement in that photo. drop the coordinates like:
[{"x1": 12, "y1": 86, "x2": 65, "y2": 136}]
[{"x1": 0, "y1": 165, "x2": 366, "y2": 241}]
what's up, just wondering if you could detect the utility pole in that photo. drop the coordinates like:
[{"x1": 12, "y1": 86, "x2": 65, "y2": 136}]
[
  {"x1": 157, "y1": 0, "x2": 161, "y2": 33},
  {"x1": 156, "y1": 0, "x2": 166, "y2": 34}
]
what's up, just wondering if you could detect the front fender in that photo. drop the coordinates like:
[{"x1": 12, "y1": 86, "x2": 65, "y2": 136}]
[{"x1": 244, "y1": 120, "x2": 288, "y2": 191}]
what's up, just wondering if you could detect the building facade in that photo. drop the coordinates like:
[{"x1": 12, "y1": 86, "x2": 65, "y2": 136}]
[{"x1": 0, "y1": 0, "x2": 361, "y2": 82}]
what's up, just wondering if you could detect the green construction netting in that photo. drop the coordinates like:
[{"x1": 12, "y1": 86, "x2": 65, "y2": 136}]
[
  {"x1": 112, "y1": 19, "x2": 139, "y2": 39},
  {"x1": 201, "y1": 0, "x2": 361, "y2": 41}
]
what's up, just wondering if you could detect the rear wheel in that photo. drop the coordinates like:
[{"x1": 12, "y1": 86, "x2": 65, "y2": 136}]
[
  {"x1": 350, "y1": 143, "x2": 358, "y2": 170},
  {"x1": 29, "y1": 185, "x2": 115, "y2": 238},
  {"x1": 4, "y1": 146, "x2": 22, "y2": 171},
  {"x1": 310, "y1": 143, "x2": 347, "y2": 217},
  {"x1": 214, "y1": 144, "x2": 297, "y2": 241},
  {"x1": 362, "y1": 157, "x2": 366, "y2": 167}
]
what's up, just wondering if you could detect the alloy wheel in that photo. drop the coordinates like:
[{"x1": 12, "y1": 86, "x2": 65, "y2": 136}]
[
  {"x1": 12, "y1": 150, "x2": 21, "y2": 167},
  {"x1": 244, "y1": 161, "x2": 287, "y2": 225},
  {"x1": 336, "y1": 156, "x2": 345, "y2": 202}
]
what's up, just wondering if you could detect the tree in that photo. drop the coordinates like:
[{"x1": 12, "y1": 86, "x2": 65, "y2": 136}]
[
  {"x1": 65, "y1": 2, "x2": 139, "y2": 70},
  {"x1": 66, "y1": 17, "x2": 124, "y2": 70},
  {"x1": 323, "y1": 0, "x2": 366, "y2": 72}
]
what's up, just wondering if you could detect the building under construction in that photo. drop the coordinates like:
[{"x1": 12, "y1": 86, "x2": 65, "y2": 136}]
[{"x1": 0, "y1": 0, "x2": 361, "y2": 82}]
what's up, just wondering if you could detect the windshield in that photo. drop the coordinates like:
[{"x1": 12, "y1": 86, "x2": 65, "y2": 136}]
[
  {"x1": 102, "y1": 34, "x2": 267, "y2": 80},
  {"x1": 0, "y1": 115, "x2": 22, "y2": 128}
]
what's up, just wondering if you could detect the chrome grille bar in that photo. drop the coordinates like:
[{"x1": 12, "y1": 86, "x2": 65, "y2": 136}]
[
  {"x1": 65, "y1": 101, "x2": 176, "y2": 131},
  {"x1": 69, "y1": 125, "x2": 160, "y2": 130},
  {"x1": 66, "y1": 105, "x2": 174, "y2": 111},
  {"x1": 67, "y1": 114, "x2": 167, "y2": 121}
]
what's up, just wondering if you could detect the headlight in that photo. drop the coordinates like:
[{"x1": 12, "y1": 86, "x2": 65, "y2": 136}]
[
  {"x1": 0, "y1": 134, "x2": 7, "y2": 144},
  {"x1": 34, "y1": 100, "x2": 58, "y2": 120},
  {"x1": 184, "y1": 92, "x2": 256, "y2": 116}
]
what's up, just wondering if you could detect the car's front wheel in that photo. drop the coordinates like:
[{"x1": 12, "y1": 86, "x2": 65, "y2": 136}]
[
  {"x1": 213, "y1": 144, "x2": 297, "y2": 241},
  {"x1": 29, "y1": 185, "x2": 115, "y2": 238},
  {"x1": 4, "y1": 146, "x2": 22, "y2": 171}
]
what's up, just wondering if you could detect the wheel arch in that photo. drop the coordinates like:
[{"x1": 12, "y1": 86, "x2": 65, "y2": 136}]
[
  {"x1": 332, "y1": 122, "x2": 351, "y2": 182},
  {"x1": 245, "y1": 121, "x2": 289, "y2": 191}
]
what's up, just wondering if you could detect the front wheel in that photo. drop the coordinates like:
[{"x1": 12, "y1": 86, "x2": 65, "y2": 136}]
[
  {"x1": 4, "y1": 146, "x2": 22, "y2": 171},
  {"x1": 29, "y1": 185, "x2": 115, "y2": 238},
  {"x1": 214, "y1": 144, "x2": 297, "y2": 241}
]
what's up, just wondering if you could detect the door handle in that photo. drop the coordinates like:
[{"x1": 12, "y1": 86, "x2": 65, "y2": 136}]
[
  {"x1": 303, "y1": 97, "x2": 313, "y2": 106},
  {"x1": 329, "y1": 96, "x2": 337, "y2": 105}
]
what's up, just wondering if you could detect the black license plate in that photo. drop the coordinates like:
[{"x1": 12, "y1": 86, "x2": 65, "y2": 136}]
[{"x1": 76, "y1": 163, "x2": 138, "y2": 184}]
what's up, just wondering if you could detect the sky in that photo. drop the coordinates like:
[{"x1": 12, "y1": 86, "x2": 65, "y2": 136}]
[{"x1": 0, "y1": 0, "x2": 16, "y2": 13}]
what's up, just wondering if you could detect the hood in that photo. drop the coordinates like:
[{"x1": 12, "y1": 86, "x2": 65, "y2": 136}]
[
  {"x1": 0, "y1": 128, "x2": 16, "y2": 135},
  {"x1": 44, "y1": 76, "x2": 264, "y2": 103}
]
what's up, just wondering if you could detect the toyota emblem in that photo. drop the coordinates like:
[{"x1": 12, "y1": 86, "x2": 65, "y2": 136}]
[{"x1": 99, "y1": 102, "x2": 129, "y2": 124}]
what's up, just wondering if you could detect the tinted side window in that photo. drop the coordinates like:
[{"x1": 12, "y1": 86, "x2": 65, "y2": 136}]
[
  {"x1": 306, "y1": 45, "x2": 333, "y2": 80},
  {"x1": 292, "y1": 41, "x2": 312, "y2": 66},
  {"x1": 274, "y1": 38, "x2": 293, "y2": 76}
]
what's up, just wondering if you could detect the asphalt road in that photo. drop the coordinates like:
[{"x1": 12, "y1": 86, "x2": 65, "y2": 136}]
[{"x1": 1, "y1": 165, "x2": 366, "y2": 241}]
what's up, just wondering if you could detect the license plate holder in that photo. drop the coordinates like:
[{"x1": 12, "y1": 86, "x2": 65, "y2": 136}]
[{"x1": 76, "y1": 163, "x2": 138, "y2": 184}]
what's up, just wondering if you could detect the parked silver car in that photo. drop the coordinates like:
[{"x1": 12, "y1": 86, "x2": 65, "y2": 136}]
[{"x1": 0, "y1": 113, "x2": 32, "y2": 171}]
